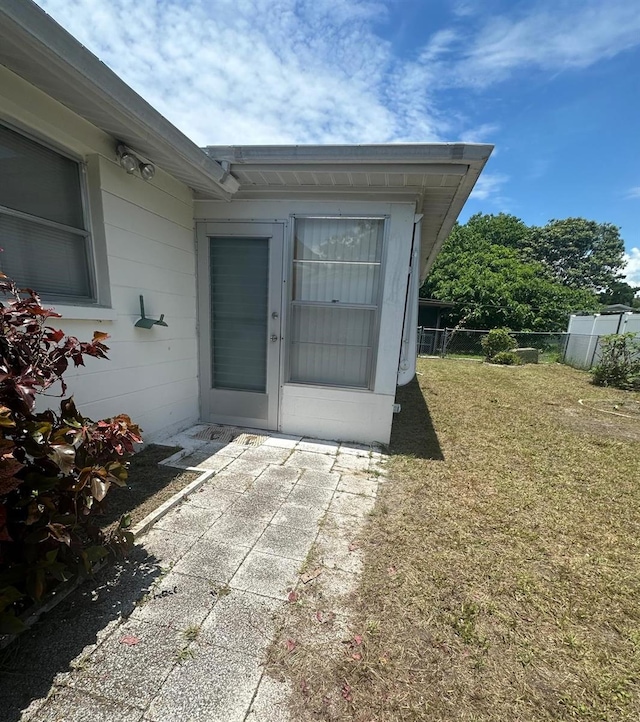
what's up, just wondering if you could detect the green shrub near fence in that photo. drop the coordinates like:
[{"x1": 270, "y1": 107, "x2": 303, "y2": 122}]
[
  {"x1": 591, "y1": 333, "x2": 640, "y2": 389},
  {"x1": 481, "y1": 328, "x2": 518, "y2": 360},
  {"x1": 417, "y1": 327, "x2": 569, "y2": 363}
]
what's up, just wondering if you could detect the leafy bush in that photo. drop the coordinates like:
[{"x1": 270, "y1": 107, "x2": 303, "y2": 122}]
[
  {"x1": 0, "y1": 273, "x2": 142, "y2": 633},
  {"x1": 490, "y1": 350, "x2": 523, "y2": 366},
  {"x1": 591, "y1": 333, "x2": 640, "y2": 389},
  {"x1": 481, "y1": 328, "x2": 518, "y2": 360}
]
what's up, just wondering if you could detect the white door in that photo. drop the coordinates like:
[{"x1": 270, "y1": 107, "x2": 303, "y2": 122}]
[{"x1": 197, "y1": 222, "x2": 284, "y2": 430}]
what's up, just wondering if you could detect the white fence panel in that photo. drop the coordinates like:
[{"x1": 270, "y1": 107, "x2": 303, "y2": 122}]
[
  {"x1": 564, "y1": 313, "x2": 640, "y2": 369},
  {"x1": 563, "y1": 334, "x2": 596, "y2": 369},
  {"x1": 622, "y1": 314, "x2": 640, "y2": 334}
]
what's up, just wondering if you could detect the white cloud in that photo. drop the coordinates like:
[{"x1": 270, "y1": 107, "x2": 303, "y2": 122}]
[
  {"x1": 624, "y1": 248, "x2": 640, "y2": 287},
  {"x1": 626, "y1": 187, "x2": 640, "y2": 200},
  {"x1": 469, "y1": 172, "x2": 509, "y2": 201},
  {"x1": 451, "y1": 1, "x2": 478, "y2": 19},
  {"x1": 32, "y1": 0, "x2": 640, "y2": 150},
  {"x1": 459, "y1": 123, "x2": 501, "y2": 144},
  {"x1": 35, "y1": 0, "x2": 441, "y2": 145},
  {"x1": 420, "y1": 1, "x2": 640, "y2": 89}
]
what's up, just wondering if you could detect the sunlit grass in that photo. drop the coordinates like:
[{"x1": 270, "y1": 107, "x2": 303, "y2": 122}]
[{"x1": 272, "y1": 359, "x2": 640, "y2": 721}]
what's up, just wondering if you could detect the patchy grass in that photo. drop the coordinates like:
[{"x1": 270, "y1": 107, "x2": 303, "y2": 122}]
[
  {"x1": 98, "y1": 444, "x2": 199, "y2": 532},
  {"x1": 272, "y1": 359, "x2": 640, "y2": 721},
  {"x1": 183, "y1": 625, "x2": 200, "y2": 642}
]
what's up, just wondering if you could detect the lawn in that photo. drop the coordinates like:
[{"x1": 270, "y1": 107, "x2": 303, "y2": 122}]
[{"x1": 273, "y1": 358, "x2": 640, "y2": 721}]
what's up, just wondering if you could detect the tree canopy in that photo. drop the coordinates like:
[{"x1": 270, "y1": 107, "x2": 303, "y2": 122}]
[
  {"x1": 420, "y1": 213, "x2": 628, "y2": 331},
  {"x1": 524, "y1": 218, "x2": 627, "y2": 293},
  {"x1": 598, "y1": 280, "x2": 640, "y2": 308}
]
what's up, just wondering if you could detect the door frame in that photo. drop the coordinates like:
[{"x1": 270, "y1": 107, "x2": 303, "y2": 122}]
[{"x1": 196, "y1": 221, "x2": 285, "y2": 430}]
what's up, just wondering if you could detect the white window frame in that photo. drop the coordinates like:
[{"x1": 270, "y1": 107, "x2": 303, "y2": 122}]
[
  {"x1": 285, "y1": 214, "x2": 387, "y2": 391},
  {"x1": 0, "y1": 120, "x2": 110, "y2": 308}
]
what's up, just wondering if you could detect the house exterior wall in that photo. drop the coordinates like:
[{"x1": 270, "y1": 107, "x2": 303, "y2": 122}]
[
  {"x1": 0, "y1": 66, "x2": 200, "y2": 440},
  {"x1": 195, "y1": 199, "x2": 416, "y2": 444}
]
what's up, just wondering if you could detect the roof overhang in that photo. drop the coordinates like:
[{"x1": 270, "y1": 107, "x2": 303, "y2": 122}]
[
  {"x1": 0, "y1": 1, "x2": 493, "y2": 266},
  {"x1": 204, "y1": 143, "x2": 493, "y2": 279},
  {"x1": 0, "y1": 0, "x2": 238, "y2": 199},
  {"x1": 419, "y1": 298, "x2": 456, "y2": 308}
]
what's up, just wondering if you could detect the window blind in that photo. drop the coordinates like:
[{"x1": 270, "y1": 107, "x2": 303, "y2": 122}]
[
  {"x1": 0, "y1": 124, "x2": 84, "y2": 228},
  {"x1": 289, "y1": 218, "x2": 384, "y2": 388},
  {"x1": 0, "y1": 122, "x2": 92, "y2": 301},
  {"x1": 0, "y1": 215, "x2": 90, "y2": 298}
]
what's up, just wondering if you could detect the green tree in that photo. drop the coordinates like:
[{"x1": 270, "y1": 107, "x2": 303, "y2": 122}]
[
  {"x1": 598, "y1": 280, "x2": 640, "y2": 307},
  {"x1": 422, "y1": 220, "x2": 599, "y2": 330},
  {"x1": 455, "y1": 212, "x2": 531, "y2": 250},
  {"x1": 525, "y1": 218, "x2": 626, "y2": 293}
]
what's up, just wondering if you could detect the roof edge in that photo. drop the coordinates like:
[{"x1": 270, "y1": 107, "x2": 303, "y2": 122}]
[
  {"x1": 419, "y1": 155, "x2": 488, "y2": 281},
  {"x1": 204, "y1": 143, "x2": 493, "y2": 165},
  {"x1": 1, "y1": 0, "x2": 238, "y2": 197},
  {"x1": 203, "y1": 144, "x2": 493, "y2": 280}
]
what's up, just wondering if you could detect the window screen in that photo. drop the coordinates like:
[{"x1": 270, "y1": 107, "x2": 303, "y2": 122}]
[
  {"x1": 0, "y1": 123, "x2": 92, "y2": 301},
  {"x1": 289, "y1": 218, "x2": 384, "y2": 388}
]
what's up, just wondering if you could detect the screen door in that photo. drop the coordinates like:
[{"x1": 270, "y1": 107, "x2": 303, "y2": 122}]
[{"x1": 197, "y1": 222, "x2": 284, "y2": 429}]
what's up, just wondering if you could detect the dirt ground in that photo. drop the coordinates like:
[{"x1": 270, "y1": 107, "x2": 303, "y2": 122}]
[{"x1": 99, "y1": 444, "x2": 198, "y2": 532}]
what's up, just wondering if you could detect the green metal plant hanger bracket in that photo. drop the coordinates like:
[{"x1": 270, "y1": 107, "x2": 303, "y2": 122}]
[{"x1": 134, "y1": 295, "x2": 168, "y2": 329}]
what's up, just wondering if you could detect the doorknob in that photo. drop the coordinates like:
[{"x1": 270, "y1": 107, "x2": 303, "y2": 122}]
[
  {"x1": 272, "y1": 311, "x2": 279, "y2": 319},
  {"x1": 270, "y1": 334, "x2": 278, "y2": 342}
]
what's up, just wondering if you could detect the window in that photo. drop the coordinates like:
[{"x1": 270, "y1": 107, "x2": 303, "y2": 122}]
[
  {"x1": 210, "y1": 236, "x2": 269, "y2": 392},
  {"x1": 0, "y1": 122, "x2": 94, "y2": 302},
  {"x1": 289, "y1": 217, "x2": 384, "y2": 388}
]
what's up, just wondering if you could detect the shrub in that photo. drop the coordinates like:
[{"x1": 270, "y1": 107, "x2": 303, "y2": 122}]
[
  {"x1": 591, "y1": 333, "x2": 640, "y2": 389},
  {"x1": 0, "y1": 273, "x2": 142, "y2": 633},
  {"x1": 481, "y1": 328, "x2": 518, "y2": 360},
  {"x1": 491, "y1": 351, "x2": 523, "y2": 366}
]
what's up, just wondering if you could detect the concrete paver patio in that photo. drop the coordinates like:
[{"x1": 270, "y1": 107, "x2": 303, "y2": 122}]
[{"x1": 4, "y1": 426, "x2": 385, "y2": 722}]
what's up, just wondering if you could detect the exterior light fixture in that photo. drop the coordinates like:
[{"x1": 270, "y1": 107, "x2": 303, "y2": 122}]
[
  {"x1": 116, "y1": 143, "x2": 156, "y2": 181},
  {"x1": 119, "y1": 150, "x2": 138, "y2": 174},
  {"x1": 139, "y1": 162, "x2": 155, "y2": 181}
]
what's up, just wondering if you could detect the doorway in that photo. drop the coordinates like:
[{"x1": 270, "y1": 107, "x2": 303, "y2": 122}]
[{"x1": 197, "y1": 222, "x2": 284, "y2": 430}]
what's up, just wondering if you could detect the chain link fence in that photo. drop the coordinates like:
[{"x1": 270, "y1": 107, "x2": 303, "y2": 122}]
[
  {"x1": 417, "y1": 327, "x2": 570, "y2": 363},
  {"x1": 418, "y1": 327, "x2": 640, "y2": 369}
]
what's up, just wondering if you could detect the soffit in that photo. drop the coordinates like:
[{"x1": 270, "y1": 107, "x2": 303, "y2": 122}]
[{"x1": 203, "y1": 145, "x2": 493, "y2": 279}]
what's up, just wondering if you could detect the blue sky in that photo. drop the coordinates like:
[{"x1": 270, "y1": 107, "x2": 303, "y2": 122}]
[{"x1": 37, "y1": 0, "x2": 640, "y2": 285}]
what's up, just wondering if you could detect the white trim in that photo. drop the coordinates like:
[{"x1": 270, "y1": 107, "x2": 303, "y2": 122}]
[
  {"x1": 50, "y1": 304, "x2": 117, "y2": 321},
  {"x1": 205, "y1": 143, "x2": 493, "y2": 164}
]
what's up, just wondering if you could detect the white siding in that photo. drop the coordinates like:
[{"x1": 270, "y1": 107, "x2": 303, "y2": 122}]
[
  {"x1": 1, "y1": 64, "x2": 419, "y2": 446},
  {"x1": 0, "y1": 67, "x2": 199, "y2": 441},
  {"x1": 280, "y1": 386, "x2": 395, "y2": 445}
]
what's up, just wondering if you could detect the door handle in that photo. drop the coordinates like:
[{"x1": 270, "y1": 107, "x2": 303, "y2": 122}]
[
  {"x1": 270, "y1": 334, "x2": 278, "y2": 342},
  {"x1": 271, "y1": 311, "x2": 279, "y2": 319}
]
